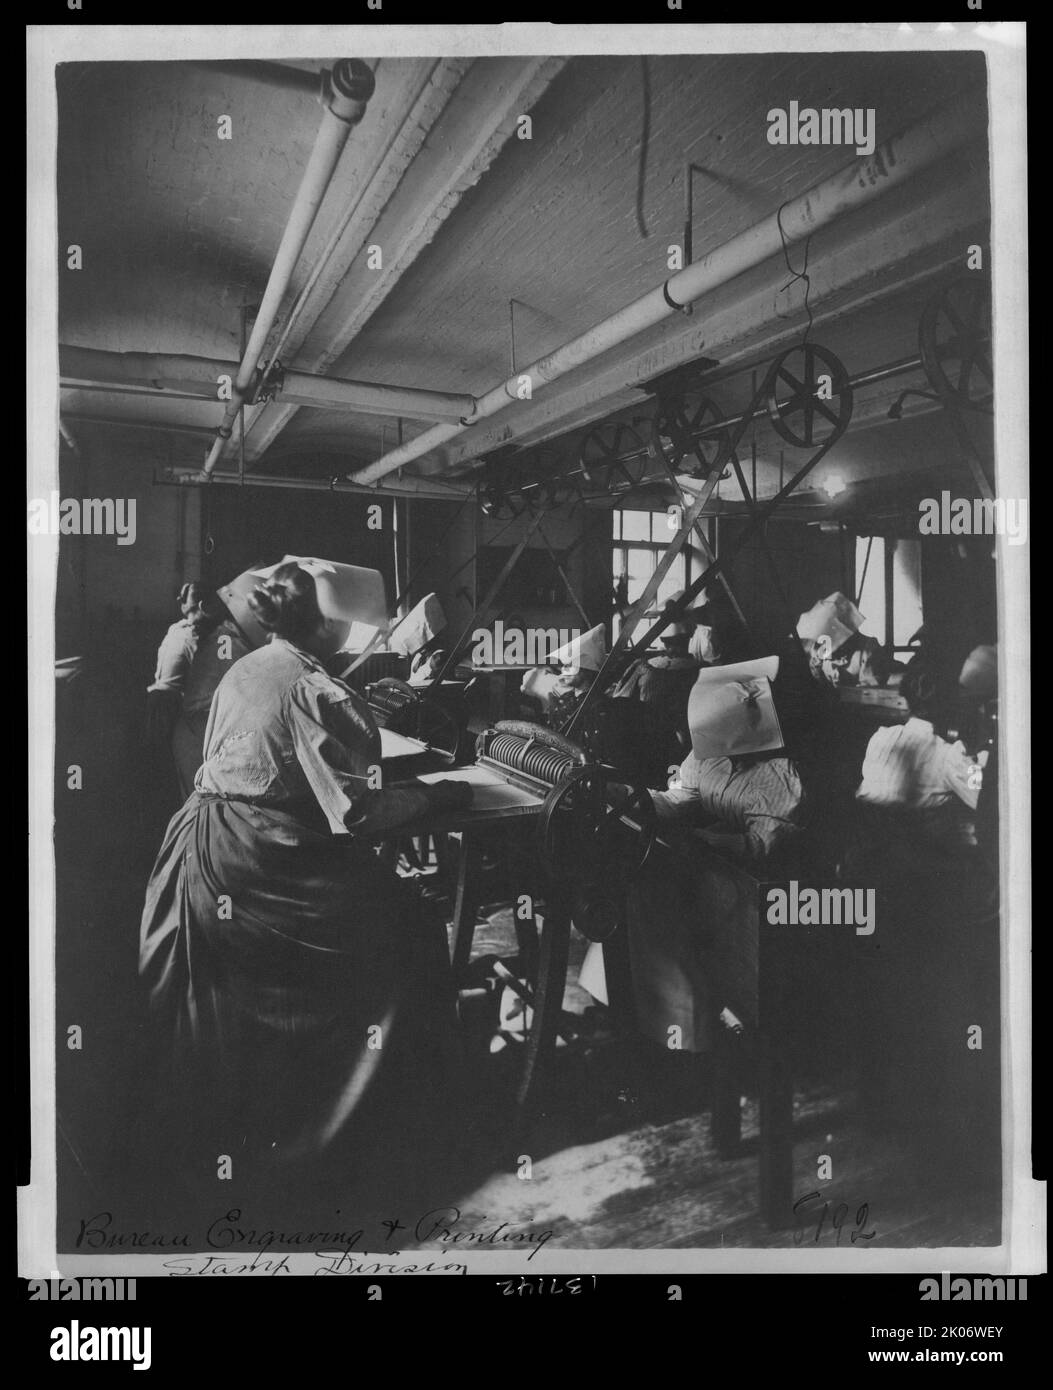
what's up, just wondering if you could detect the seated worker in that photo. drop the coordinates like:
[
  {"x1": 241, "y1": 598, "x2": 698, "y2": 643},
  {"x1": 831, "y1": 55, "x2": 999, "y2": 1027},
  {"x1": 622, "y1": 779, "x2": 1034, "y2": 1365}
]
[
  {"x1": 580, "y1": 655, "x2": 808, "y2": 1062},
  {"x1": 139, "y1": 557, "x2": 473, "y2": 1217},
  {"x1": 170, "y1": 564, "x2": 275, "y2": 799},
  {"x1": 846, "y1": 650, "x2": 995, "y2": 1166},
  {"x1": 855, "y1": 655, "x2": 985, "y2": 842},
  {"x1": 520, "y1": 624, "x2": 606, "y2": 731},
  {"x1": 149, "y1": 581, "x2": 207, "y2": 695},
  {"x1": 798, "y1": 590, "x2": 895, "y2": 687},
  {"x1": 390, "y1": 593, "x2": 448, "y2": 686},
  {"x1": 957, "y1": 643, "x2": 998, "y2": 873},
  {"x1": 145, "y1": 582, "x2": 211, "y2": 743}
]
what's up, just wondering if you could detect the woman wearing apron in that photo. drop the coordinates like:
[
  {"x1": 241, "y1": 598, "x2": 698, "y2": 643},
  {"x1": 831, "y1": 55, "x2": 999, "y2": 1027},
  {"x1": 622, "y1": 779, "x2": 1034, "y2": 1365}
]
[{"x1": 139, "y1": 557, "x2": 473, "y2": 1223}]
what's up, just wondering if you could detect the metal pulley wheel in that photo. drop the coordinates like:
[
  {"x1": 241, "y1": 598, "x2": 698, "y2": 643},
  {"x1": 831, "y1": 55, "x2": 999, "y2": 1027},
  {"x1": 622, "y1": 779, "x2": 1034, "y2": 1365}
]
[
  {"x1": 578, "y1": 421, "x2": 651, "y2": 491},
  {"x1": 919, "y1": 277, "x2": 992, "y2": 411},
  {"x1": 766, "y1": 343, "x2": 853, "y2": 448},
  {"x1": 537, "y1": 764, "x2": 656, "y2": 899},
  {"x1": 650, "y1": 390, "x2": 729, "y2": 476}
]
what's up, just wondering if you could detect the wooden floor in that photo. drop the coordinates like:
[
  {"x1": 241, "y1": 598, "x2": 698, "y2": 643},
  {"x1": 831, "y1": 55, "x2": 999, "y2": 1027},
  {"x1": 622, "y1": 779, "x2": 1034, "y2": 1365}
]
[
  {"x1": 410, "y1": 895, "x2": 1001, "y2": 1253},
  {"x1": 52, "y1": 813, "x2": 1001, "y2": 1256}
]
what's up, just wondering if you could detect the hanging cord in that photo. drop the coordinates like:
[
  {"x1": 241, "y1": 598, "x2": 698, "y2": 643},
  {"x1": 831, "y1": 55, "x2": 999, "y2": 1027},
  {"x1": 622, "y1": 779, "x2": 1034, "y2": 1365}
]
[
  {"x1": 776, "y1": 202, "x2": 814, "y2": 347},
  {"x1": 635, "y1": 56, "x2": 652, "y2": 238},
  {"x1": 202, "y1": 479, "x2": 215, "y2": 556}
]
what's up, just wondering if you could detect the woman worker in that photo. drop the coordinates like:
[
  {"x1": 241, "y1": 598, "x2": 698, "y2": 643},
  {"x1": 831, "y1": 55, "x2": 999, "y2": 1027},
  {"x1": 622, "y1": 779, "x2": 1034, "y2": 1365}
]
[
  {"x1": 170, "y1": 564, "x2": 274, "y2": 799},
  {"x1": 139, "y1": 557, "x2": 473, "y2": 1215},
  {"x1": 579, "y1": 656, "x2": 808, "y2": 1102}
]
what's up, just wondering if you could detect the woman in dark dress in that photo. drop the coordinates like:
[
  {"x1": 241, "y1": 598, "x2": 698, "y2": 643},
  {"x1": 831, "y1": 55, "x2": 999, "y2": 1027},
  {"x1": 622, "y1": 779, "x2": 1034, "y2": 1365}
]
[{"x1": 138, "y1": 558, "x2": 472, "y2": 1220}]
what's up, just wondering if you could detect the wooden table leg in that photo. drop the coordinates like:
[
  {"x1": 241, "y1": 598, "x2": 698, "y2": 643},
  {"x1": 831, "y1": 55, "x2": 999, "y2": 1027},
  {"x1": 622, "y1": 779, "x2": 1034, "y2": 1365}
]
[
  {"x1": 759, "y1": 1031, "x2": 794, "y2": 1228},
  {"x1": 448, "y1": 831, "x2": 480, "y2": 981},
  {"x1": 514, "y1": 884, "x2": 572, "y2": 1118},
  {"x1": 711, "y1": 1021, "x2": 744, "y2": 1156}
]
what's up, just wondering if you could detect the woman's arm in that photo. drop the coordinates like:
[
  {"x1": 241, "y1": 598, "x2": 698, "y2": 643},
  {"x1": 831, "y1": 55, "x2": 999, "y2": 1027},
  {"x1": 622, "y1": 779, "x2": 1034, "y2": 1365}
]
[{"x1": 288, "y1": 677, "x2": 471, "y2": 834}]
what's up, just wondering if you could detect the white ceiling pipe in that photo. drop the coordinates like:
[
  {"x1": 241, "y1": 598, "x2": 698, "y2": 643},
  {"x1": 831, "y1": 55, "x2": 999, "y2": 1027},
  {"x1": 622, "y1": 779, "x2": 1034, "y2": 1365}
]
[
  {"x1": 166, "y1": 467, "x2": 472, "y2": 501},
  {"x1": 201, "y1": 58, "x2": 376, "y2": 477},
  {"x1": 59, "y1": 347, "x2": 473, "y2": 422},
  {"x1": 348, "y1": 91, "x2": 984, "y2": 487}
]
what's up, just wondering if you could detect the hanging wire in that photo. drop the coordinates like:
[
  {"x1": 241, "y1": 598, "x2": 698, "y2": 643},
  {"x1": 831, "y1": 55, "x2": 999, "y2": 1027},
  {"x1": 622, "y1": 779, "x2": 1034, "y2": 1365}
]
[
  {"x1": 776, "y1": 202, "x2": 814, "y2": 347},
  {"x1": 203, "y1": 479, "x2": 215, "y2": 556}
]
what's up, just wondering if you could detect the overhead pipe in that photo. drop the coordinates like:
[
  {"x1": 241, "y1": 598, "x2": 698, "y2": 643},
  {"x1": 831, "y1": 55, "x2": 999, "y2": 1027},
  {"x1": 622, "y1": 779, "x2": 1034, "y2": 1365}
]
[
  {"x1": 162, "y1": 467, "x2": 472, "y2": 502},
  {"x1": 60, "y1": 347, "x2": 473, "y2": 422},
  {"x1": 191, "y1": 61, "x2": 326, "y2": 97},
  {"x1": 348, "y1": 91, "x2": 983, "y2": 487},
  {"x1": 201, "y1": 58, "x2": 377, "y2": 477}
]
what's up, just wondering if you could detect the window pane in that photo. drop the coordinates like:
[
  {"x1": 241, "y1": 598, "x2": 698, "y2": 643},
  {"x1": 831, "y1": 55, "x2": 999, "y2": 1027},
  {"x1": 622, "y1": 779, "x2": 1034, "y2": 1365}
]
[
  {"x1": 655, "y1": 556, "x2": 686, "y2": 608},
  {"x1": 625, "y1": 548, "x2": 653, "y2": 604},
  {"x1": 892, "y1": 538, "x2": 923, "y2": 647},
  {"x1": 612, "y1": 512, "x2": 621, "y2": 541},
  {"x1": 855, "y1": 535, "x2": 884, "y2": 639},
  {"x1": 620, "y1": 510, "x2": 651, "y2": 542}
]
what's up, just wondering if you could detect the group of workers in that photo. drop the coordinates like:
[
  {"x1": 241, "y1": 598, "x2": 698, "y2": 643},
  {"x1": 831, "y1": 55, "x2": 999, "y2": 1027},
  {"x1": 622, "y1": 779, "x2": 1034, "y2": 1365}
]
[{"x1": 136, "y1": 556, "x2": 998, "y2": 1208}]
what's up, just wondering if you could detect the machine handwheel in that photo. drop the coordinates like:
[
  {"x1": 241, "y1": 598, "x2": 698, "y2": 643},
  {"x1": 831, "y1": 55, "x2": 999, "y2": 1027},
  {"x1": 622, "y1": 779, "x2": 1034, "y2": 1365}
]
[{"x1": 537, "y1": 765, "x2": 656, "y2": 892}]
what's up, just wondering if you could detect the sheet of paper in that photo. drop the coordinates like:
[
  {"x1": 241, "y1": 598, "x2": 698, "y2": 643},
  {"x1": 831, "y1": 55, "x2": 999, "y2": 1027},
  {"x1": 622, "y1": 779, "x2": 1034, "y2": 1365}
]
[{"x1": 413, "y1": 765, "x2": 543, "y2": 810}]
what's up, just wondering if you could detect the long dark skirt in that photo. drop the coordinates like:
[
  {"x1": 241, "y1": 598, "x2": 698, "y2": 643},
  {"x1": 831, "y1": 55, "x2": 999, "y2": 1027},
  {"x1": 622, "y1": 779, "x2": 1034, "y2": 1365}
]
[{"x1": 137, "y1": 792, "x2": 465, "y2": 1219}]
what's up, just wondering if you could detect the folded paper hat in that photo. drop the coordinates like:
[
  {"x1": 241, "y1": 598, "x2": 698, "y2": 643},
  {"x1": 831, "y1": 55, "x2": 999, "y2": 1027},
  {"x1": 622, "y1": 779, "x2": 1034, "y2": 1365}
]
[
  {"x1": 389, "y1": 592, "x2": 447, "y2": 657},
  {"x1": 216, "y1": 565, "x2": 276, "y2": 650},
  {"x1": 251, "y1": 555, "x2": 389, "y2": 629},
  {"x1": 959, "y1": 643, "x2": 997, "y2": 698},
  {"x1": 550, "y1": 623, "x2": 606, "y2": 673},
  {"x1": 796, "y1": 591, "x2": 865, "y2": 654},
  {"x1": 688, "y1": 655, "x2": 784, "y2": 760},
  {"x1": 521, "y1": 666, "x2": 563, "y2": 708},
  {"x1": 689, "y1": 624, "x2": 719, "y2": 664}
]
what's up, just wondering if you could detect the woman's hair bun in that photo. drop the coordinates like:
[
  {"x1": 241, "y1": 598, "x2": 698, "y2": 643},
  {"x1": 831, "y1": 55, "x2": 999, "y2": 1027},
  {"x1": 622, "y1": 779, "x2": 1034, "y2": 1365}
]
[
  {"x1": 247, "y1": 580, "x2": 285, "y2": 631},
  {"x1": 245, "y1": 562, "x2": 322, "y2": 641}
]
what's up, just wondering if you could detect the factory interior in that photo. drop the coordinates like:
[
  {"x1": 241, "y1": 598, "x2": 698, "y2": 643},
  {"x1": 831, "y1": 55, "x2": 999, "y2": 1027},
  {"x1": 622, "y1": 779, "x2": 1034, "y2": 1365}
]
[{"x1": 46, "y1": 48, "x2": 1008, "y2": 1255}]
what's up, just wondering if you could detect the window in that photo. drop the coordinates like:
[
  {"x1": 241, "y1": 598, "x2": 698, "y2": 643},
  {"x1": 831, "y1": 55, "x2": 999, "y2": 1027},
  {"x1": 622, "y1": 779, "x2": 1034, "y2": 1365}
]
[
  {"x1": 855, "y1": 535, "x2": 923, "y2": 651},
  {"x1": 613, "y1": 508, "x2": 698, "y2": 638}
]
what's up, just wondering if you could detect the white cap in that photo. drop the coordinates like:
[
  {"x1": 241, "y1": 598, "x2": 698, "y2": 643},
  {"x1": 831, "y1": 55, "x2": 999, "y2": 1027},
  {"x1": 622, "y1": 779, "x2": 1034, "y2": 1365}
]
[
  {"x1": 550, "y1": 624, "x2": 606, "y2": 673},
  {"x1": 216, "y1": 566, "x2": 274, "y2": 650},
  {"x1": 687, "y1": 655, "x2": 784, "y2": 759},
  {"x1": 796, "y1": 592, "x2": 865, "y2": 654},
  {"x1": 959, "y1": 643, "x2": 997, "y2": 698},
  {"x1": 389, "y1": 593, "x2": 446, "y2": 656},
  {"x1": 251, "y1": 556, "x2": 389, "y2": 628},
  {"x1": 689, "y1": 624, "x2": 719, "y2": 664}
]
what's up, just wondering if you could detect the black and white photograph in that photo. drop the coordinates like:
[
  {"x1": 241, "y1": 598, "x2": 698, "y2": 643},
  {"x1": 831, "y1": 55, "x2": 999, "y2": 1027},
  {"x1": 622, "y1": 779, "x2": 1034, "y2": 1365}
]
[{"x1": 25, "y1": 19, "x2": 1036, "y2": 1311}]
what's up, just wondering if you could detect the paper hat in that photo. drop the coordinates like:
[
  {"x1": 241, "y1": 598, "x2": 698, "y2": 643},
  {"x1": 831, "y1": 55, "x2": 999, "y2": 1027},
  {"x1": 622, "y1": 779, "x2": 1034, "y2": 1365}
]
[
  {"x1": 550, "y1": 624, "x2": 606, "y2": 673},
  {"x1": 959, "y1": 644, "x2": 998, "y2": 699},
  {"x1": 389, "y1": 593, "x2": 447, "y2": 657},
  {"x1": 689, "y1": 624, "x2": 719, "y2": 664},
  {"x1": 796, "y1": 592, "x2": 865, "y2": 654},
  {"x1": 251, "y1": 556, "x2": 388, "y2": 629},
  {"x1": 216, "y1": 566, "x2": 275, "y2": 650},
  {"x1": 687, "y1": 655, "x2": 784, "y2": 759}
]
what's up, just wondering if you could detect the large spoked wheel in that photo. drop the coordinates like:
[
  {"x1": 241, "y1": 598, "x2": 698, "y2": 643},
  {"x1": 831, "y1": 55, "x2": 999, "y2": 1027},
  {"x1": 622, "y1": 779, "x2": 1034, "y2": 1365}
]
[
  {"x1": 919, "y1": 277, "x2": 993, "y2": 411},
  {"x1": 650, "y1": 391, "x2": 729, "y2": 477},
  {"x1": 538, "y1": 765, "x2": 656, "y2": 885},
  {"x1": 766, "y1": 344, "x2": 853, "y2": 448}
]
